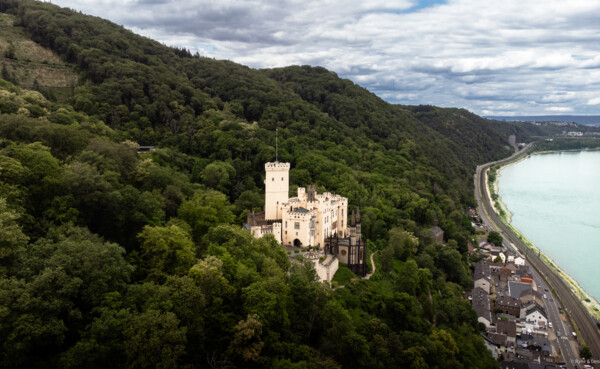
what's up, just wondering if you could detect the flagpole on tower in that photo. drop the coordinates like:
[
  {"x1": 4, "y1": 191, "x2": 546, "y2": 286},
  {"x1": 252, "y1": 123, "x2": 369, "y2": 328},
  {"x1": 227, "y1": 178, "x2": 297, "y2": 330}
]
[{"x1": 276, "y1": 128, "x2": 278, "y2": 163}]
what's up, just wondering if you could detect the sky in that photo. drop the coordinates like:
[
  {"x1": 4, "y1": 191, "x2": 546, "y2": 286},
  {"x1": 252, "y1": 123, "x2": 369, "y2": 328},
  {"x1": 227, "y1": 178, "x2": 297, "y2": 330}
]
[{"x1": 49, "y1": 0, "x2": 600, "y2": 116}]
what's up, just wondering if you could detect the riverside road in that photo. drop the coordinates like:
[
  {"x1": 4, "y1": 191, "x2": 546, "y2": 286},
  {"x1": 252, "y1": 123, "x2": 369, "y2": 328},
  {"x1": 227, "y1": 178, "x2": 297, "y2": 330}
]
[{"x1": 474, "y1": 143, "x2": 600, "y2": 369}]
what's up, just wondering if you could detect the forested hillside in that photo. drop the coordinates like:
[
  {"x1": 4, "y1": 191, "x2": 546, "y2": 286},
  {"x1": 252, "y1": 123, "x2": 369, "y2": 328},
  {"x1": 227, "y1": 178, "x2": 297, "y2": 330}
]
[{"x1": 0, "y1": 1, "x2": 523, "y2": 368}]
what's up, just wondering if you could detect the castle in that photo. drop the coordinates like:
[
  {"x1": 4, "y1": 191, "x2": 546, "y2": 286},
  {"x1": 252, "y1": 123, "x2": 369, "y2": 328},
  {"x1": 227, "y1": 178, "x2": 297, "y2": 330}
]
[{"x1": 245, "y1": 161, "x2": 367, "y2": 280}]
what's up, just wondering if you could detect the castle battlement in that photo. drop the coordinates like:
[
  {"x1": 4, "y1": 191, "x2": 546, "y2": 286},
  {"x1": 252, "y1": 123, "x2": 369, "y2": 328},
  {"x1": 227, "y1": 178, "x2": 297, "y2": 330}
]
[{"x1": 265, "y1": 162, "x2": 291, "y2": 170}]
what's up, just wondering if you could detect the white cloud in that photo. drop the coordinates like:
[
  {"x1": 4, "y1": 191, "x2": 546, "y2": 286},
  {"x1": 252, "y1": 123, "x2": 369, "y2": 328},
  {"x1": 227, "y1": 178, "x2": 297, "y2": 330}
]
[
  {"x1": 546, "y1": 107, "x2": 574, "y2": 112},
  {"x1": 49, "y1": 0, "x2": 600, "y2": 115},
  {"x1": 587, "y1": 97, "x2": 600, "y2": 105}
]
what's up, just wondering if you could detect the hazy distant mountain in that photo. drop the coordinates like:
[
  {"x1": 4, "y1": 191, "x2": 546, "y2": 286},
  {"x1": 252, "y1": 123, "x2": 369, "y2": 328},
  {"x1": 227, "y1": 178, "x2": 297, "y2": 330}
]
[{"x1": 486, "y1": 115, "x2": 600, "y2": 126}]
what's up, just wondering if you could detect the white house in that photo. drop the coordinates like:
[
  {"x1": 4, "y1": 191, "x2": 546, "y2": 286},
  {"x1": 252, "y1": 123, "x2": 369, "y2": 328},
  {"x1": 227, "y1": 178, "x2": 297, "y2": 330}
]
[{"x1": 524, "y1": 304, "x2": 548, "y2": 333}]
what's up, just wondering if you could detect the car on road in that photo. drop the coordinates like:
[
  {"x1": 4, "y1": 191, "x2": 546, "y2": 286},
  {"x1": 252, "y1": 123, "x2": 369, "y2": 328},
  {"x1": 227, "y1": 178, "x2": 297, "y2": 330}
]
[
  {"x1": 549, "y1": 322, "x2": 552, "y2": 328},
  {"x1": 543, "y1": 294, "x2": 547, "y2": 299},
  {"x1": 557, "y1": 330, "x2": 561, "y2": 337}
]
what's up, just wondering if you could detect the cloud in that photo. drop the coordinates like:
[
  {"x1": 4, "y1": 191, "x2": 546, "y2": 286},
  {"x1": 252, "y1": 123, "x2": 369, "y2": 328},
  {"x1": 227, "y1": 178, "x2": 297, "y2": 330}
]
[
  {"x1": 587, "y1": 97, "x2": 600, "y2": 105},
  {"x1": 50, "y1": 0, "x2": 600, "y2": 115},
  {"x1": 546, "y1": 107, "x2": 574, "y2": 112}
]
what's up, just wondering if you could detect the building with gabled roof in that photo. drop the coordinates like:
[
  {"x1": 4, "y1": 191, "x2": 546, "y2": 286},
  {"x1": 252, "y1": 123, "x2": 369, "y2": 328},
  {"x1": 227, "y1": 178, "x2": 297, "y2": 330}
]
[
  {"x1": 508, "y1": 281, "x2": 533, "y2": 299},
  {"x1": 496, "y1": 295, "x2": 521, "y2": 317},
  {"x1": 473, "y1": 287, "x2": 492, "y2": 328}
]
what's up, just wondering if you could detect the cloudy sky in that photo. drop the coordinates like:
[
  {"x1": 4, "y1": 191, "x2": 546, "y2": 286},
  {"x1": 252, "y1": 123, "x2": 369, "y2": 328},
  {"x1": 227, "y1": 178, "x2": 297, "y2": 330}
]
[{"x1": 50, "y1": 0, "x2": 600, "y2": 116}]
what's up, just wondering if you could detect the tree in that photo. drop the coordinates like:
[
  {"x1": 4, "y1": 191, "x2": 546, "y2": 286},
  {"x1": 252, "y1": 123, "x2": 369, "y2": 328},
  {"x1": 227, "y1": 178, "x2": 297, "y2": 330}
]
[
  {"x1": 178, "y1": 189, "x2": 235, "y2": 243},
  {"x1": 227, "y1": 314, "x2": 264, "y2": 363},
  {"x1": 124, "y1": 310, "x2": 187, "y2": 369},
  {"x1": 201, "y1": 161, "x2": 235, "y2": 195},
  {"x1": 138, "y1": 224, "x2": 196, "y2": 282},
  {"x1": 487, "y1": 231, "x2": 503, "y2": 247},
  {"x1": 580, "y1": 344, "x2": 592, "y2": 361}
]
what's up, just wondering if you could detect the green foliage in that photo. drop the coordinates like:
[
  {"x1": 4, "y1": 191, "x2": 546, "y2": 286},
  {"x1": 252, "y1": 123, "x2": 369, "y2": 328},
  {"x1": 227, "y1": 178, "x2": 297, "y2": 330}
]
[
  {"x1": 138, "y1": 224, "x2": 195, "y2": 282},
  {"x1": 580, "y1": 344, "x2": 592, "y2": 360},
  {"x1": 178, "y1": 189, "x2": 235, "y2": 244},
  {"x1": 123, "y1": 309, "x2": 187, "y2": 369},
  {"x1": 534, "y1": 137, "x2": 600, "y2": 152},
  {"x1": 227, "y1": 313, "x2": 264, "y2": 362},
  {"x1": 0, "y1": 198, "x2": 28, "y2": 274},
  {"x1": 332, "y1": 264, "x2": 356, "y2": 286},
  {"x1": 487, "y1": 230, "x2": 503, "y2": 246}
]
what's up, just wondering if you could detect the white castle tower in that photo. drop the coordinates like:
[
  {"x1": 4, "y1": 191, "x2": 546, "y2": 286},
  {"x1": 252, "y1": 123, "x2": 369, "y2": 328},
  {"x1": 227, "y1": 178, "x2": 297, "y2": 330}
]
[{"x1": 264, "y1": 162, "x2": 290, "y2": 220}]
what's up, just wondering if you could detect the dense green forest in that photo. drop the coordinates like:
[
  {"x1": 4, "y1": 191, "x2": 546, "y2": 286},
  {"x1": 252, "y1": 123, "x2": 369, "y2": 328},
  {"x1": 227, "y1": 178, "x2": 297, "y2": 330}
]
[
  {"x1": 0, "y1": 0, "x2": 583, "y2": 367},
  {"x1": 533, "y1": 137, "x2": 600, "y2": 152}
]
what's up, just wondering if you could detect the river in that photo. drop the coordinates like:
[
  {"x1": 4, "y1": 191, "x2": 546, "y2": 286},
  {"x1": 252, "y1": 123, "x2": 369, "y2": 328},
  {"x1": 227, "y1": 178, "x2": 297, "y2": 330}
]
[{"x1": 497, "y1": 150, "x2": 600, "y2": 301}]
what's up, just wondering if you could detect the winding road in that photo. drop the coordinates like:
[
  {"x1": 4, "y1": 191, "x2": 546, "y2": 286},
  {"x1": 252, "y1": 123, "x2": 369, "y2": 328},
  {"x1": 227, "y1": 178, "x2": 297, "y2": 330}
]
[{"x1": 474, "y1": 143, "x2": 600, "y2": 368}]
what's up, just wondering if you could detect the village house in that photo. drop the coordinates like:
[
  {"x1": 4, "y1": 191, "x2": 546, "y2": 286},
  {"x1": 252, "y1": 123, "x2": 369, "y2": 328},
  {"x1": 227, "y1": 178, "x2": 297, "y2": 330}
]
[
  {"x1": 523, "y1": 303, "x2": 548, "y2": 334},
  {"x1": 520, "y1": 275, "x2": 534, "y2": 285},
  {"x1": 495, "y1": 295, "x2": 521, "y2": 317},
  {"x1": 516, "y1": 334, "x2": 553, "y2": 358},
  {"x1": 496, "y1": 320, "x2": 517, "y2": 349},
  {"x1": 518, "y1": 290, "x2": 545, "y2": 308},
  {"x1": 474, "y1": 261, "x2": 492, "y2": 294},
  {"x1": 508, "y1": 281, "x2": 533, "y2": 300},
  {"x1": 498, "y1": 267, "x2": 513, "y2": 283},
  {"x1": 473, "y1": 286, "x2": 492, "y2": 328}
]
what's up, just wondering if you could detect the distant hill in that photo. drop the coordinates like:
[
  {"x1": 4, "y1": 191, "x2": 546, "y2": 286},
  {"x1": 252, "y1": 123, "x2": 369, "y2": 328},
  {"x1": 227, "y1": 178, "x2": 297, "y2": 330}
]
[{"x1": 486, "y1": 115, "x2": 600, "y2": 126}]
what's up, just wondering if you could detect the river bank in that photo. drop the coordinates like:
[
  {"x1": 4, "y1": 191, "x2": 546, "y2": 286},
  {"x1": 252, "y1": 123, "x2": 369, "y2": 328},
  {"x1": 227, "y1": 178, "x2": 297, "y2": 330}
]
[{"x1": 489, "y1": 151, "x2": 600, "y2": 322}]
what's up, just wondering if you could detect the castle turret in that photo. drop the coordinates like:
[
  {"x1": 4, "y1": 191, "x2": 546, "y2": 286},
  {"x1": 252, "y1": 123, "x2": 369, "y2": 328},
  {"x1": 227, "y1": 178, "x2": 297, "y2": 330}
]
[{"x1": 264, "y1": 162, "x2": 290, "y2": 220}]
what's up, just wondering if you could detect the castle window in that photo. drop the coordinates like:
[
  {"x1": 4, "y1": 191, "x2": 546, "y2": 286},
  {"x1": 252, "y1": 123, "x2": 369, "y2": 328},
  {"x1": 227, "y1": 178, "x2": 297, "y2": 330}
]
[
  {"x1": 294, "y1": 222, "x2": 300, "y2": 230},
  {"x1": 281, "y1": 177, "x2": 283, "y2": 181},
  {"x1": 272, "y1": 177, "x2": 274, "y2": 181}
]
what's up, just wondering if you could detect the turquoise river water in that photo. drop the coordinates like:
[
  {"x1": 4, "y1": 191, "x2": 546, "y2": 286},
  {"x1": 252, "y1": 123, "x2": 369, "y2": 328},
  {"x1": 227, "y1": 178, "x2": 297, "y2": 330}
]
[{"x1": 498, "y1": 150, "x2": 600, "y2": 301}]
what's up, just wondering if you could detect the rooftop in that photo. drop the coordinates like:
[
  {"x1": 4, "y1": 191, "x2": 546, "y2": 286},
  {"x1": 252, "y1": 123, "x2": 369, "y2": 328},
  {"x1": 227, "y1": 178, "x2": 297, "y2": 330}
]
[
  {"x1": 291, "y1": 207, "x2": 311, "y2": 214},
  {"x1": 497, "y1": 295, "x2": 520, "y2": 309},
  {"x1": 474, "y1": 260, "x2": 491, "y2": 281},
  {"x1": 496, "y1": 320, "x2": 517, "y2": 338},
  {"x1": 508, "y1": 281, "x2": 533, "y2": 299},
  {"x1": 472, "y1": 287, "x2": 491, "y2": 322}
]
